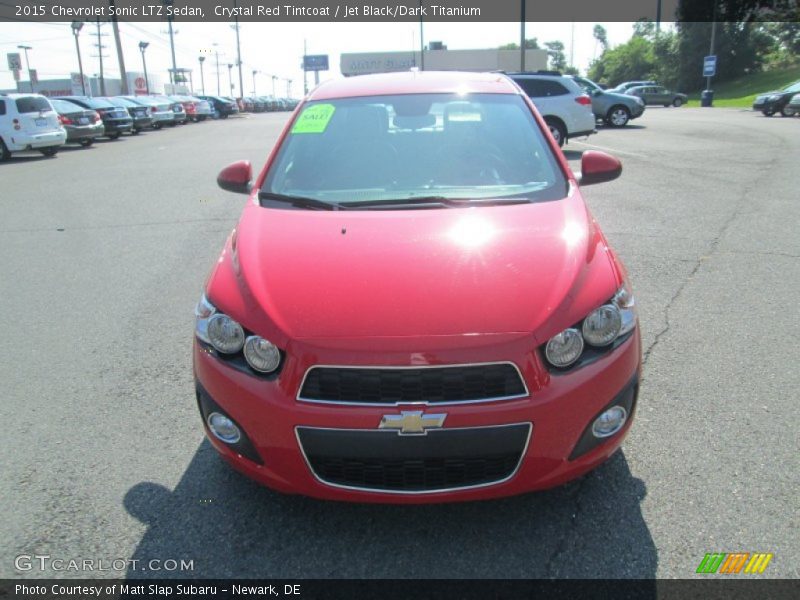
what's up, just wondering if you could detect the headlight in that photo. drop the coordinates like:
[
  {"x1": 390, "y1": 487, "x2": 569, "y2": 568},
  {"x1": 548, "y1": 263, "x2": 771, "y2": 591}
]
[
  {"x1": 194, "y1": 294, "x2": 216, "y2": 344},
  {"x1": 207, "y1": 313, "x2": 245, "y2": 354},
  {"x1": 545, "y1": 328, "x2": 584, "y2": 368},
  {"x1": 582, "y1": 305, "x2": 622, "y2": 346},
  {"x1": 243, "y1": 336, "x2": 281, "y2": 373}
]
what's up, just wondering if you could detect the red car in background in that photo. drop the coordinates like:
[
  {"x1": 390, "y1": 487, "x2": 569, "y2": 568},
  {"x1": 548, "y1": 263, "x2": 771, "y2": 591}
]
[{"x1": 194, "y1": 71, "x2": 641, "y2": 503}]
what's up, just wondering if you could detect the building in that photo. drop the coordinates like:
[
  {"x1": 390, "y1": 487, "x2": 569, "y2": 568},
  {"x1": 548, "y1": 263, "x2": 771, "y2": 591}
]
[
  {"x1": 340, "y1": 47, "x2": 548, "y2": 77},
  {"x1": 1, "y1": 71, "x2": 167, "y2": 97}
]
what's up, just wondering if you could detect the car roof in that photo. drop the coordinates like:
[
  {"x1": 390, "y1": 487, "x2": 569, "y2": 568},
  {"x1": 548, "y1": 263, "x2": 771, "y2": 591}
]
[
  {"x1": 308, "y1": 71, "x2": 521, "y2": 101},
  {"x1": 2, "y1": 92, "x2": 49, "y2": 98}
]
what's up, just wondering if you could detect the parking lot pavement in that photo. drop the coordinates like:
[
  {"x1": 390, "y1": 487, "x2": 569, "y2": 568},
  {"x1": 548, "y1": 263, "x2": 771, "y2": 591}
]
[{"x1": 1, "y1": 108, "x2": 797, "y2": 579}]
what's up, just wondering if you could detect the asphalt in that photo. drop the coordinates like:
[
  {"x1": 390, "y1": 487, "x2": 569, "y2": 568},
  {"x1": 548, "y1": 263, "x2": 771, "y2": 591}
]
[{"x1": 1, "y1": 107, "x2": 797, "y2": 579}]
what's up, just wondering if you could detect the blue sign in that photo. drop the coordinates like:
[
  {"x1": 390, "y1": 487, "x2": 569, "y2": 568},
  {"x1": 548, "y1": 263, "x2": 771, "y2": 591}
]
[
  {"x1": 303, "y1": 55, "x2": 329, "y2": 72},
  {"x1": 703, "y1": 55, "x2": 717, "y2": 77}
]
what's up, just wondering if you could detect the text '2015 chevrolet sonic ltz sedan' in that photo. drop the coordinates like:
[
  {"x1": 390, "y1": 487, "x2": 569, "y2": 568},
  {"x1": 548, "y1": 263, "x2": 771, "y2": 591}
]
[{"x1": 193, "y1": 71, "x2": 642, "y2": 503}]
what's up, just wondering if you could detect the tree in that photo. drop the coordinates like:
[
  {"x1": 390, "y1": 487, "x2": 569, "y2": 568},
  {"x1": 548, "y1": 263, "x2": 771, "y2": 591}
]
[
  {"x1": 633, "y1": 19, "x2": 656, "y2": 40},
  {"x1": 593, "y1": 24, "x2": 609, "y2": 59},
  {"x1": 544, "y1": 40, "x2": 568, "y2": 71},
  {"x1": 498, "y1": 38, "x2": 540, "y2": 50}
]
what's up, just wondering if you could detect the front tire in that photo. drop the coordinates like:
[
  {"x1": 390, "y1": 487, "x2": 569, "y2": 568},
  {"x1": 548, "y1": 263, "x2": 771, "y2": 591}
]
[
  {"x1": 672, "y1": 98, "x2": 684, "y2": 107},
  {"x1": 79, "y1": 139, "x2": 94, "y2": 147},
  {"x1": 40, "y1": 147, "x2": 58, "y2": 157},
  {"x1": 762, "y1": 108, "x2": 775, "y2": 117},
  {"x1": 544, "y1": 118, "x2": 567, "y2": 148},
  {"x1": 108, "y1": 132, "x2": 121, "y2": 140},
  {"x1": 606, "y1": 106, "x2": 631, "y2": 127}
]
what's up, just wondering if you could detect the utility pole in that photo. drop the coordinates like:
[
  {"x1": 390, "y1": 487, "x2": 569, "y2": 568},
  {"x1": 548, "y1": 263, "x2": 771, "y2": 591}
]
[
  {"x1": 109, "y1": 0, "x2": 128, "y2": 94},
  {"x1": 232, "y1": 2, "x2": 244, "y2": 101},
  {"x1": 272, "y1": 75, "x2": 277, "y2": 97},
  {"x1": 139, "y1": 42, "x2": 150, "y2": 94},
  {"x1": 163, "y1": 0, "x2": 178, "y2": 89},
  {"x1": 213, "y1": 43, "x2": 221, "y2": 96},
  {"x1": 17, "y1": 45, "x2": 33, "y2": 92},
  {"x1": 286, "y1": 78, "x2": 292, "y2": 98},
  {"x1": 520, "y1": 0, "x2": 525, "y2": 71},
  {"x1": 227, "y1": 63, "x2": 234, "y2": 96},
  {"x1": 252, "y1": 69, "x2": 257, "y2": 96},
  {"x1": 706, "y1": 4, "x2": 718, "y2": 92},
  {"x1": 419, "y1": 1, "x2": 425, "y2": 70},
  {"x1": 303, "y1": 38, "x2": 308, "y2": 95},
  {"x1": 93, "y1": 19, "x2": 107, "y2": 96},
  {"x1": 199, "y1": 56, "x2": 206, "y2": 95},
  {"x1": 71, "y1": 22, "x2": 86, "y2": 95}
]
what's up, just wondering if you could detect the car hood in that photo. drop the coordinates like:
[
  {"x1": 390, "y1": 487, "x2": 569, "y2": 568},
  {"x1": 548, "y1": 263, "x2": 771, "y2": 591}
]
[{"x1": 226, "y1": 192, "x2": 616, "y2": 341}]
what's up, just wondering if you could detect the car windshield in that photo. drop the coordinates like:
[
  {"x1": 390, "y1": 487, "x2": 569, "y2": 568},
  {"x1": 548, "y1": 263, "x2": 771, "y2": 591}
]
[
  {"x1": 79, "y1": 97, "x2": 114, "y2": 109},
  {"x1": 50, "y1": 99, "x2": 83, "y2": 113},
  {"x1": 262, "y1": 93, "x2": 567, "y2": 207},
  {"x1": 15, "y1": 96, "x2": 52, "y2": 113},
  {"x1": 108, "y1": 97, "x2": 138, "y2": 108},
  {"x1": 783, "y1": 81, "x2": 800, "y2": 93}
]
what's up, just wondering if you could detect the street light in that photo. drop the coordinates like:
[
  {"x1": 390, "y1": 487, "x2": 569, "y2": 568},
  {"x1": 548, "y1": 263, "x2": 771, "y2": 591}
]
[
  {"x1": 252, "y1": 69, "x2": 258, "y2": 96},
  {"x1": 271, "y1": 75, "x2": 277, "y2": 97},
  {"x1": 138, "y1": 41, "x2": 150, "y2": 95},
  {"x1": 17, "y1": 45, "x2": 33, "y2": 92},
  {"x1": 227, "y1": 63, "x2": 234, "y2": 96},
  {"x1": 198, "y1": 56, "x2": 206, "y2": 95},
  {"x1": 71, "y1": 22, "x2": 86, "y2": 95}
]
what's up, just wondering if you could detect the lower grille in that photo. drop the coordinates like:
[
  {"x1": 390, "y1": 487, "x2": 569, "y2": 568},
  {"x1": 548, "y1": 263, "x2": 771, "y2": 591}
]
[
  {"x1": 298, "y1": 363, "x2": 527, "y2": 405},
  {"x1": 297, "y1": 423, "x2": 531, "y2": 493}
]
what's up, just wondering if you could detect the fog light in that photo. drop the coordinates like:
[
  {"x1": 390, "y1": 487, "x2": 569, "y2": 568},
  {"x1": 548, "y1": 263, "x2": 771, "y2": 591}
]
[
  {"x1": 207, "y1": 412, "x2": 241, "y2": 444},
  {"x1": 592, "y1": 406, "x2": 627, "y2": 438}
]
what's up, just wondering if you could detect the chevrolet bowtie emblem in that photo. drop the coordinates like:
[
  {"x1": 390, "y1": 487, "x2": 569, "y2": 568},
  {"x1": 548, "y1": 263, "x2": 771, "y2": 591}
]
[{"x1": 379, "y1": 411, "x2": 447, "y2": 435}]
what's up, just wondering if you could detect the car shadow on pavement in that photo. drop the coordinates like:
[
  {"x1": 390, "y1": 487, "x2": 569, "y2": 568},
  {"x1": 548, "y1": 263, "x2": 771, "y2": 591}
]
[{"x1": 123, "y1": 440, "x2": 656, "y2": 580}]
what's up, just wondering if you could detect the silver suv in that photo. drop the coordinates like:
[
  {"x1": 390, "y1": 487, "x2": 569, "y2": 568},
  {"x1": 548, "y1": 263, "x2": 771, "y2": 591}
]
[
  {"x1": 507, "y1": 71, "x2": 596, "y2": 147},
  {"x1": 570, "y1": 75, "x2": 646, "y2": 127}
]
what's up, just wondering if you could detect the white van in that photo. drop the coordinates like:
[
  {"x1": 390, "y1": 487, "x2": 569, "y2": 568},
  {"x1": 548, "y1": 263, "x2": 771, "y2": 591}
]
[{"x1": 0, "y1": 93, "x2": 67, "y2": 159}]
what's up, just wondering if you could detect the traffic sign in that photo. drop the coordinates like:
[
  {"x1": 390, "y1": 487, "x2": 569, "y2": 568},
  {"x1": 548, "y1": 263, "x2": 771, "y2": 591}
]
[
  {"x1": 7, "y1": 52, "x2": 21, "y2": 71},
  {"x1": 703, "y1": 55, "x2": 717, "y2": 77},
  {"x1": 303, "y1": 54, "x2": 329, "y2": 72},
  {"x1": 29, "y1": 69, "x2": 38, "y2": 84}
]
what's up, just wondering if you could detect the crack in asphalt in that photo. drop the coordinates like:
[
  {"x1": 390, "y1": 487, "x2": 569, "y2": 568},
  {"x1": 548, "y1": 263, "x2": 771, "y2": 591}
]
[
  {"x1": 543, "y1": 475, "x2": 590, "y2": 577},
  {"x1": 0, "y1": 217, "x2": 238, "y2": 234}
]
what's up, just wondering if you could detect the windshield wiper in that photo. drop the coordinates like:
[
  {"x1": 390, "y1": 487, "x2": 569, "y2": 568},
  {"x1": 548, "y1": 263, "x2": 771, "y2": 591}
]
[
  {"x1": 339, "y1": 196, "x2": 534, "y2": 209},
  {"x1": 258, "y1": 192, "x2": 346, "y2": 211}
]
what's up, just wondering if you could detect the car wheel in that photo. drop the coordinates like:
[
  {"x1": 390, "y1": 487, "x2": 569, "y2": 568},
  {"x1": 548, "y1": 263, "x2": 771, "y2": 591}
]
[
  {"x1": 0, "y1": 138, "x2": 10, "y2": 161},
  {"x1": 762, "y1": 108, "x2": 775, "y2": 117},
  {"x1": 153, "y1": 123, "x2": 162, "y2": 130},
  {"x1": 780, "y1": 105, "x2": 796, "y2": 117},
  {"x1": 221, "y1": 114, "x2": 229, "y2": 119},
  {"x1": 672, "y1": 98, "x2": 684, "y2": 107},
  {"x1": 131, "y1": 128, "x2": 140, "y2": 135},
  {"x1": 544, "y1": 118, "x2": 567, "y2": 148},
  {"x1": 108, "y1": 132, "x2": 121, "y2": 140},
  {"x1": 79, "y1": 139, "x2": 94, "y2": 147},
  {"x1": 40, "y1": 147, "x2": 58, "y2": 157},
  {"x1": 606, "y1": 106, "x2": 631, "y2": 127}
]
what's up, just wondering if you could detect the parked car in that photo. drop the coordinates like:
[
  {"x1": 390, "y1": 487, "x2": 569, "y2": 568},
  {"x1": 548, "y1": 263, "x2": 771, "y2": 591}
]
[
  {"x1": 49, "y1": 98, "x2": 104, "y2": 146},
  {"x1": 53, "y1": 96, "x2": 133, "y2": 138},
  {"x1": 152, "y1": 95, "x2": 186, "y2": 125},
  {"x1": 195, "y1": 71, "x2": 640, "y2": 502},
  {"x1": 609, "y1": 80, "x2": 657, "y2": 94},
  {"x1": 184, "y1": 96, "x2": 213, "y2": 121},
  {"x1": 121, "y1": 95, "x2": 174, "y2": 129},
  {"x1": 507, "y1": 71, "x2": 596, "y2": 146},
  {"x1": 197, "y1": 95, "x2": 239, "y2": 119},
  {"x1": 570, "y1": 75, "x2": 646, "y2": 127},
  {"x1": 625, "y1": 85, "x2": 688, "y2": 107},
  {"x1": 0, "y1": 93, "x2": 66, "y2": 159},
  {"x1": 752, "y1": 80, "x2": 800, "y2": 117},
  {"x1": 785, "y1": 92, "x2": 800, "y2": 117},
  {"x1": 103, "y1": 96, "x2": 153, "y2": 134}
]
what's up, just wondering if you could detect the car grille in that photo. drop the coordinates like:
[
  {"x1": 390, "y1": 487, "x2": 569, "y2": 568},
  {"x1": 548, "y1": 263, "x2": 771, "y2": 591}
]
[
  {"x1": 297, "y1": 423, "x2": 531, "y2": 493},
  {"x1": 298, "y1": 363, "x2": 527, "y2": 405}
]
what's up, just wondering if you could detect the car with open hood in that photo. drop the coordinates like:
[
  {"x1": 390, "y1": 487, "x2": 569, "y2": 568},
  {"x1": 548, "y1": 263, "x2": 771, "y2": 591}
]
[{"x1": 193, "y1": 71, "x2": 641, "y2": 503}]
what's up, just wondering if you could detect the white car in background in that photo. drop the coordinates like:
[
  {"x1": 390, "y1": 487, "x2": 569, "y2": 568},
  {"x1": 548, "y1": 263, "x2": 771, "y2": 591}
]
[
  {"x1": 507, "y1": 71, "x2": 596, "y2": 147},
  {"x1": 0, "y1": 93, "x2": 66, "y2": 160}
]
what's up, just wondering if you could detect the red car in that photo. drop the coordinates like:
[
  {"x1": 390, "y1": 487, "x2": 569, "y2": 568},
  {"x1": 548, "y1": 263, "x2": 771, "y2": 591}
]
[{"x1": 194, "y1": 71, "x2": 641, "y2": 503}]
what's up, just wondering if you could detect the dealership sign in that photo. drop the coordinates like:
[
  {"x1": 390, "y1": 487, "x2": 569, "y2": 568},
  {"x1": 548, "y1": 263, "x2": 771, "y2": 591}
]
[
  {"x1": 7, "y1": 52, "x2": 21, "y2": 71},
  {"x1": 303, "y1": 54, "x2": 329, "y2": 71}
]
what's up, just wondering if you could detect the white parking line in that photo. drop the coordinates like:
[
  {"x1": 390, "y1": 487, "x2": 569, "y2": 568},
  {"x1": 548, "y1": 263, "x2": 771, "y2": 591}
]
[{"x1": 571, "y1": 140, "x2": 647, "y2": 159}]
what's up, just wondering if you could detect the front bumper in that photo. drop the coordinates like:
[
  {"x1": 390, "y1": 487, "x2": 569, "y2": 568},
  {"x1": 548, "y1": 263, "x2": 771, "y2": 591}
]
[{"x1": 193, "y1": 329, "x2": 641, "y2": 503}]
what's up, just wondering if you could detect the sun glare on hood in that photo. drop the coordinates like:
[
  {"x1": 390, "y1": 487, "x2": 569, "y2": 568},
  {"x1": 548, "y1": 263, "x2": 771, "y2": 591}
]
[{"x1": 447, "y1": 215, "x2": 497, "y2": 248}]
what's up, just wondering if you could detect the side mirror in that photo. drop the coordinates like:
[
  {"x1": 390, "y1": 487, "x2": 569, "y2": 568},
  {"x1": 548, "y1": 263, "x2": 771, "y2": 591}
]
[
  {"x1": 217, "y1": 160, "x2": 252, "y2": 194},
  {"x1": 592, "y1": 89, "x2": 603, "y2": 97},
  {"x1": 579, "y1": 150, "x2": 622, "y2": 186}
]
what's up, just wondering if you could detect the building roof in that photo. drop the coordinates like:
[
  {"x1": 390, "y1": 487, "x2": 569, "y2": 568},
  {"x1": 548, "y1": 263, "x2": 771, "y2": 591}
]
[{"x1": 308, "y1": 70, "x2": 521, "y2": 101}]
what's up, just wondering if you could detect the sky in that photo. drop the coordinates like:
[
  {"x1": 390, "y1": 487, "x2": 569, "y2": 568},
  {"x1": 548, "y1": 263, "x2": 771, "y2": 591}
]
[{"x1": 0, "y1": 21, "x2": 644, "y2": 96}]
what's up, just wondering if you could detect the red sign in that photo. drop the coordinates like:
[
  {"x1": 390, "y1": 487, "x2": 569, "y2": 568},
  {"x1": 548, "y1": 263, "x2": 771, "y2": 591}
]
[{"x1": 135, "y1": 77, "x2": 146, "y2": 90}]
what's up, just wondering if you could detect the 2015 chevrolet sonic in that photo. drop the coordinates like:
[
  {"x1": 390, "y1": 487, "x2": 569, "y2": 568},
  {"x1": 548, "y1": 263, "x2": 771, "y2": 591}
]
[{"x1": 193, "y1": 71, "x2": 641, "y2": 503}]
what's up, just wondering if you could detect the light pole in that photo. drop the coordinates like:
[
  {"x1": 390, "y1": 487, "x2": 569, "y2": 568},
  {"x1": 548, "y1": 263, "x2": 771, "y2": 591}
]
[
  {"x1": 213, "y1": 42, "x2": 221, "y2": 96},
  {"x1": 227, "y1": 63, "x2": 234, "y2": 96},
  {"x1": 138, "y1": 41, "x2": 150, "y2": 94},
  {"x1": 162, "y1": 0, "x2": 178, "y2": 89},
  {"x1": 252, "y1": 70, "x2": 258, "y2": 96},
  {"x1": 71, "y1": 22, "x2": 86, "y2": 95},
  {"x1": 17, "y1": 45, "x2": 33, "y2": 92},
  {"x1": 271, "y1": 75, "x2": 277, "y2": 97},
  {"x1": 199, "y1": 56, "x2": 206, "y2": 95}
]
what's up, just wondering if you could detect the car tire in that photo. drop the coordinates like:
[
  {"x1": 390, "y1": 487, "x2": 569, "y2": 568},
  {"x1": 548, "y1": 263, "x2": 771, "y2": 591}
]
[
  {"x1": 79, "y1": 139, "x2": 94, "y2": 147},
  {"x1": 131, "y1": 128, "x2": 140, "y2": 135},
  {"x1": 762, "y1": 108, "x2": 775, "y2": 117},
  {"x1": 544, "y1": 117, "x2": 567, "y2": 148},
  {"x1": 153, "y1": 123, "x2": 162, "y2": 130},
  {"x1": 0, "y1": 138, "x2": 10, "y2": 161},
  {"x1": 108, "y1": 132, "x2": 121, "y2": 140},
  {"x1": 606, "y1": 106, "x2": 631, "y2": 127},
  {"x1": 780, "y1": 105, "x2": 796, "y2": 117},
  {"x1": 672, "y1": 98, "x2": 684, "y2": 107},
  {"x1": 220, "y1": 114, "x2": 229, "y2": 119},
  {"x1": 40, "y1": 147, "x2": 58, "y2": 157}
]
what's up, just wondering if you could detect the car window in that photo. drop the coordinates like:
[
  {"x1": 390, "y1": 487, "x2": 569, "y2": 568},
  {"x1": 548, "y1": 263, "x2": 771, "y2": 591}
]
[
  {"x1": 263, "y1": 93, "x2": 568, "y2": 207},
  {"x1": 784, "y1": 81, "x2": 800, "y2": 93},
  {"x1": 79, "y1": 97, "x2": 114, "y2": 109},
  {"x1": 50, "y1": 99, "x2": 82, "y2": 113},
  {"x1": 15, "y1": 96, "x2": 52, "y2": 113},
  {"x1": 0, "y1": 100, "x2": 5, "y2": 116},
  {"x1": 516, "y1": 78, "x2": 570, "y2": 97}
]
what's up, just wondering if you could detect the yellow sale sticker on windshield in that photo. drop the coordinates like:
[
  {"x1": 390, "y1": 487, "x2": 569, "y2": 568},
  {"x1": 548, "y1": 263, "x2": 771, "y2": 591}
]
[{"x1": 292, "y1": 103, "x2": 335, "y2": 134}]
